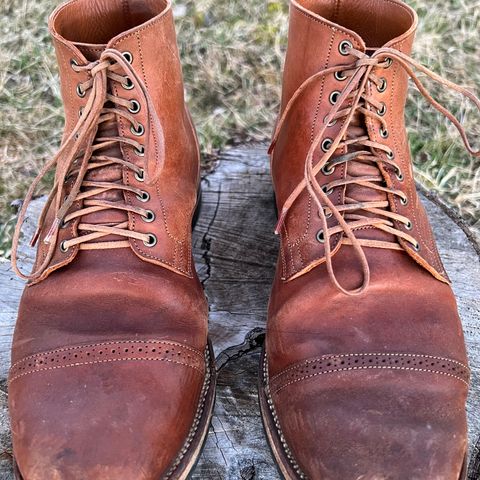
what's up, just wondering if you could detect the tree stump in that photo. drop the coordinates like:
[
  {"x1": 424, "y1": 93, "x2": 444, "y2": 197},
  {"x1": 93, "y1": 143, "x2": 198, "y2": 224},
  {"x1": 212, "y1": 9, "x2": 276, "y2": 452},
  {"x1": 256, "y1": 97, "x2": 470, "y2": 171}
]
[{"x1": 0, "y1": 145, "x2": 479, "y2": 479}]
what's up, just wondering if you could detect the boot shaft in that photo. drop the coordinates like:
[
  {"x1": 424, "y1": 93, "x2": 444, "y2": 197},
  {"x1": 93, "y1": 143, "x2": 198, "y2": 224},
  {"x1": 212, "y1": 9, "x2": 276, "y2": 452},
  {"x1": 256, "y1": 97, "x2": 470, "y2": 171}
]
[
  {"x1": 271, "y1": 0, "x2": 451, "y2": 286},
  {"x1": 20, "y1": 0, "x2": 201, "y2": 283}
]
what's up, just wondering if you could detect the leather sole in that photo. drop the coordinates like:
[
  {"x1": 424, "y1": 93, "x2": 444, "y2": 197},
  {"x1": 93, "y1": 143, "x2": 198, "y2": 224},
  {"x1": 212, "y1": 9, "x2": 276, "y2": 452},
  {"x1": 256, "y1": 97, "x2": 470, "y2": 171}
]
[
  {"x1": 259, "y1": 349, "x2": 468, "y2": 480},
  {"x1": 13, "y1": 339, "x2": 216, "y2": 480}
]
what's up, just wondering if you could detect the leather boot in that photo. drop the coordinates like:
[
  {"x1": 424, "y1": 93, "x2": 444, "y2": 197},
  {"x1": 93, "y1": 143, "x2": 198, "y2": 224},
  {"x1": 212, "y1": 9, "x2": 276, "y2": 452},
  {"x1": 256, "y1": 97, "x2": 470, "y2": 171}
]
[
  {"x1": 261, "y1": 0, "x2": 479, "y2": 478},
  {"x1": 9, "y1": 1, "x2": 215, "y2": 478}
]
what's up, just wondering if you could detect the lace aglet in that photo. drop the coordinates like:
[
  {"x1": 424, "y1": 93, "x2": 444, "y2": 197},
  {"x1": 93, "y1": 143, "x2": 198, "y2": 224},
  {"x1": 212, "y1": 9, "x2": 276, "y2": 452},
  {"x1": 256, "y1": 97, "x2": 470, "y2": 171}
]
[
  {"x1": 267, "y1": 141, "x2": 276, "y2": 155},
  {"x1": 274, "y1": 210, "x2": 287, "y2": 235},
  {"x1": 44, "y1": 218, "x2": 60, "y2": 245},
  {"x1": 30, "y1": 228, "x2": 41, "y2": 248}
]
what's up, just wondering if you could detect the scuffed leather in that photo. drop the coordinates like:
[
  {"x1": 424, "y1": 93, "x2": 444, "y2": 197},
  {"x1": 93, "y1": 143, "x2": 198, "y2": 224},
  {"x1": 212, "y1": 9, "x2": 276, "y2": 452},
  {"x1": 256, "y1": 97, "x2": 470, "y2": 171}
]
[
  {"x1": 266, "y1": 0, "x2": 470, "y2": 478},
  {"x1": 9, "y1": 1, "x2": 209, "y2": 479}
]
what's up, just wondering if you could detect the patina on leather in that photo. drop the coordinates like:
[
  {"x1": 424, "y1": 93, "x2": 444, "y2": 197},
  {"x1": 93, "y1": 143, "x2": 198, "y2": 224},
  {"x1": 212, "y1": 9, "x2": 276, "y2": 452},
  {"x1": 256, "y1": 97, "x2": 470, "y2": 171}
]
[
  {"x1": 9, "y1": 1, "x2": 213, "y2": 479},
  {"x1": 263, "y1": 0, "x2": 477, "y2": 478}
]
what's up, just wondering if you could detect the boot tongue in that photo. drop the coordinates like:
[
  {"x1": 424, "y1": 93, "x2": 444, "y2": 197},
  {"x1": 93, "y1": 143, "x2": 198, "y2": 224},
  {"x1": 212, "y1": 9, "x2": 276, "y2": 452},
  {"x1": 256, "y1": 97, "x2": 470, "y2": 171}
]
[
  {"x1": 74, "y1": 42, "x2": 106, "y2": 61},
  {"x1": 342, "y1": 109, "x2": 395, "y2": 243},
  {"x1": 72, "y1": 42, "x2": 129, "y2": 241}
]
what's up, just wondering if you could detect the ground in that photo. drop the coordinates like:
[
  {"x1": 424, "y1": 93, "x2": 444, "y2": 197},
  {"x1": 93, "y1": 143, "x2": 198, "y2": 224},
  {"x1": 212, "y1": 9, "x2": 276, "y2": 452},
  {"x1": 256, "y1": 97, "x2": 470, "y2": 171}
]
[{"x1": 0, "y1": 0, "x2": 479, "y2": 257}]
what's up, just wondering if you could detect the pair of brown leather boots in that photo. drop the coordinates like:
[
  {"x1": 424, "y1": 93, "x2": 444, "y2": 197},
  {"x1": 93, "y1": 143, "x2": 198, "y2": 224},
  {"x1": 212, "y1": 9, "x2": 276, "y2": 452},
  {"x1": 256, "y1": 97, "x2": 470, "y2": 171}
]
[{"x1": 9, "y1": 0, "x2": 479, "y2": 478}]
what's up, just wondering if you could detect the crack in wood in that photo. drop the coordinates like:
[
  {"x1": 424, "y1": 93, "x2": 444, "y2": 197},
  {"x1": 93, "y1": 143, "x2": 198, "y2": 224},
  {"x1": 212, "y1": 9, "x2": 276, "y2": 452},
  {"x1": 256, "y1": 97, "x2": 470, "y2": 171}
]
[
  {"x1": 200, "y1": 186, "x2": 222, "y2": 289},
  {"x1": 215, "y1": 328, "x2": 265, "y2": 371}
]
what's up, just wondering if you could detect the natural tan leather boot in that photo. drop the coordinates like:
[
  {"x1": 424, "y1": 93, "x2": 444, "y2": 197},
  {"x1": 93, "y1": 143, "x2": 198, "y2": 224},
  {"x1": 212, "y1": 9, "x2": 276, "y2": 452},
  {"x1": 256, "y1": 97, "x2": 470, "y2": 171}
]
[
  {"x1": 260, "y1": 0, "x2": 479, "y2": 478},
  {"x1": 9, "y1": 1, "x2": 215, "y2": 478}
]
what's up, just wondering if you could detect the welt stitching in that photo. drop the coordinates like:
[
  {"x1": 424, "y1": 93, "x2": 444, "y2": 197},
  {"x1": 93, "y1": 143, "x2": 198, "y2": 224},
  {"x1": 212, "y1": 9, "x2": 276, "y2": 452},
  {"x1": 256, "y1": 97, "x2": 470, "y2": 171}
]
[
  {"x1": 273, "y1": 366, "x2": 469, "y2": 395},
  {"x1": 10, "y1": 340, "x2": 203, "y2": 369},
  {"x1": 270, "y1": 352, "x2": 469, "y2": 382},
  {"x1": 10, "y1": 356, "x2": 203, "y2": 383}
]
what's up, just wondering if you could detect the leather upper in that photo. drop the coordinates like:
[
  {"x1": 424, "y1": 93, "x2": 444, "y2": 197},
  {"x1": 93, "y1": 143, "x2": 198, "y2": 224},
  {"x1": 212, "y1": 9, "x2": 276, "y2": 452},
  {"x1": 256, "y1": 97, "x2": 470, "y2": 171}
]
[
  {"x1": 9, "y1": 1, "x2": 209, "y2": 479},
  {"x1": 272, "y1": 0, "x2": 449, "y2": 283},
  {"x1": 32, "y1": 0, "x2": 200, "y2": 283},
  {"x1": 266, "y1": 0, "x2": 470, "y2": 478}
]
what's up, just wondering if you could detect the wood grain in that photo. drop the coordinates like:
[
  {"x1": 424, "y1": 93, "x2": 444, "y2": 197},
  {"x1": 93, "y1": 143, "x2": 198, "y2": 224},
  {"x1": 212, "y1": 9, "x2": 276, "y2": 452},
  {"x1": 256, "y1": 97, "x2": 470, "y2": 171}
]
[{"x1": 0, "y1": 145, "x2": 479, "y2": 479}]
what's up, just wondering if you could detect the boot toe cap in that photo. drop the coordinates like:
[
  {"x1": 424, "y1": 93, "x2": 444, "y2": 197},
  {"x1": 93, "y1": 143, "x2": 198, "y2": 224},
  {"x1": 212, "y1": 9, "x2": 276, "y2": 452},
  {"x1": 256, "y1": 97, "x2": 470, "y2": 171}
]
[
  {"x1": 9, "y1": 340, "x2": 211, "y2": 480},
  {"x1": 269, "y1": 363, "x2": 469, "y2": 479}
]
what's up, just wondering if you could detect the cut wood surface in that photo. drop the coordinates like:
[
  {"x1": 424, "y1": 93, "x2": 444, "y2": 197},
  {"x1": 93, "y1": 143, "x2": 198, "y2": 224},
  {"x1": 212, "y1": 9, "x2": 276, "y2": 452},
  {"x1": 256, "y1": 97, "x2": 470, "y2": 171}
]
[{"x1": 0, "y1": 145, "x2": 479, "y2": 479}]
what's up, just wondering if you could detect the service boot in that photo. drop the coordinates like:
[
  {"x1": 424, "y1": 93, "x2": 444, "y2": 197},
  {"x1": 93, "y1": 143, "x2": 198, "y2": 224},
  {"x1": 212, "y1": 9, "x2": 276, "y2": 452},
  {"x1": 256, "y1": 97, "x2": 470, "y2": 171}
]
[
  {"x1": 261, "y1": 0, "x2": 479, "y2": 478},
  {"x1": 9, "y1": 1, "x2": 215, "y2": 478}
]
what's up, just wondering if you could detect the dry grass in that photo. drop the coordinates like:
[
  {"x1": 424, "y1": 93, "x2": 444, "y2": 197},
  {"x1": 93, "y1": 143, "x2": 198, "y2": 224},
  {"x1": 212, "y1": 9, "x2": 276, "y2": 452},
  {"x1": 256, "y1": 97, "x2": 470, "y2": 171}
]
[{"x1": 0, "y1": 0, "x2": 478, "y2": 257}]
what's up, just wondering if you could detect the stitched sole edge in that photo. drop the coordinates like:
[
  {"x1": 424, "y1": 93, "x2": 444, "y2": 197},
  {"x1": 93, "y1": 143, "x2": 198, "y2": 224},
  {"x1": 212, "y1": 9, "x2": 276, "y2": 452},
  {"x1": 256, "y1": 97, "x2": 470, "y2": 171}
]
[
  {"x1": 259, "y1": 350, "x2": 307, "y2": 479},
  {"x1": 13, "y1": 339, "x2": 216, "y2": 480},
  {"x1": 164, "y1": 338, "x2": 216, "y2": 480},
  {"x1": 259, "y1": 350, "x2": 468, "y2": 480}
]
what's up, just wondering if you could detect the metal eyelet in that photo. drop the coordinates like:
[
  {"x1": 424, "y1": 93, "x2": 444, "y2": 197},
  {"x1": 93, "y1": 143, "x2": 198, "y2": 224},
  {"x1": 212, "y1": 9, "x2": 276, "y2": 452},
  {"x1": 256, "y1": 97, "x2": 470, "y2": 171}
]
[
  {"x1": 143, "y1": 233, "x2": 157, "y2": 247},
  {"x1": 70, "y1": 58, "x2": 79, "y2": 69},
  {"x1": 137, "y1": 190, "x2": 150, "y2": 202},
  {"x1": 321, "y1": 138, "x2": 333, "y2": 152},
  {"x1": 321, "y1": 163, "x2": 336, "y2": 176},
  {"x1": 60, "y1": 219, "x2": 70, "y2": 229},
  {"x1": 316, "y1": 230, "x2": 325, "y2": 243},
  {"x1": 128, "y1": 100, "x2": 141, "y2": 114},
  {"x1": 380, "y1": 127, "x2": 389, "y2": 139},
  {"x1": 76, "y1": 84, "x2": 86, "y2": 98},
  {"x1": 78, "y1": 107, "x2": 84, "y2": 118},
  {"x1": 400, "y1": 195, "x2": 408, "y2": 206},
  {"x1": 122, "y1": 77, "x2": 134, "y2": 90},
  {"x1": 325, "y1": 210, "x2": 333, "y2": 219},
  {"x1": 384, "y1": 57, "x2": 393, "y2": 69},
  {"x1": 329, "y1": 91, "x2": 341, "y2": 105},
  {"x1": 123, "y1": 51, "x2": 133, "y2": 64},
  {"x1": 60, "y1": 241, "x2": 69, "y2": 253},
  {"x1": 130, "y1": 123, "x2": 145, "y2": 137},
  {"x1": 377, "y1": 78, "x2": 388, "y2": 93},
  {"x1": 405, "y1": 220, "x2": 413, "y2": 230},
  {"x1": 142, "y1": 210, "x2": 155, "y2": 222},
  {"x1": 395, "y1": 169, "x2": 404, "y2": 182},
  {"x1": 334, "y1": 71, "x2": 347, "y2": 81},
  {"x1": 386, "y1": 150, "x2": 395, "y2": 160},
  {"x1": 377, "y1": 102, "x2": 387, "y2": 116},
  {"x1": 135, "y1": 145, "x2": 145, "y2": 157},
  {"x1": 324, "y1": 115, "x2": 337, "y2": 127},
  {"x1": 339, "y1": 40, "x2": 353, "y2": 56},
  {"x1": 134, "y1": 169, "x2": 145, "y2": 182},
  {"x1": 412, "y1": 241, "x2": 420, "y2": 252},
  {"x1": 322, "y1": 185, "x2": 334, "y2": 196}
]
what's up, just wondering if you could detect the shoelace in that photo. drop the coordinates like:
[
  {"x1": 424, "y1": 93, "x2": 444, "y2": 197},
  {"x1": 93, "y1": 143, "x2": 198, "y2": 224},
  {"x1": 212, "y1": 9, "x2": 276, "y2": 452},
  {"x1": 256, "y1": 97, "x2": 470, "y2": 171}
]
[
  {"x1": 12, "y1": 49, "x2": 165, "y2": 281},
  {"x1": 269, "y1": 44, "x2": 480, "y2": 296}
]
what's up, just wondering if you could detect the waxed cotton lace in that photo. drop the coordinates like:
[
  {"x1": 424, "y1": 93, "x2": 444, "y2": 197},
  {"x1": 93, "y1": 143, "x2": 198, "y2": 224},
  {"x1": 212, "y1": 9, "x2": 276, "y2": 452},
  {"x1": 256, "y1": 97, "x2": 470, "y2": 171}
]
[
  {"x1": 269, "y1": 45, "x2": 480, "y2": 296},
  {"x1": 12, "y1": 49, "x2": 165, "y2": 281}
]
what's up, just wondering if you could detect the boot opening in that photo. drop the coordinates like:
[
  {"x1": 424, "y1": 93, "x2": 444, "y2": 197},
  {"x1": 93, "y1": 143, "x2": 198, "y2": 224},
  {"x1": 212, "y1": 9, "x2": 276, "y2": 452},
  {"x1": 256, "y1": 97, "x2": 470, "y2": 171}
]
[
  {"x1": 297, "y1": 0, "x2": 416, "y2": 47},
  {"x1": 51, "y1": 0, "x2": 169, "y2": 44}
]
